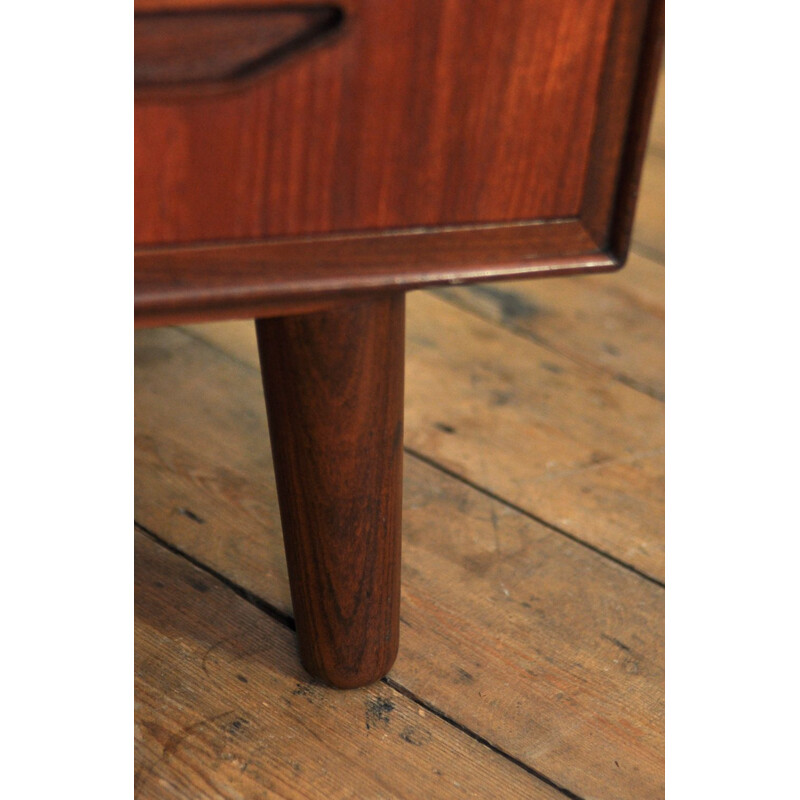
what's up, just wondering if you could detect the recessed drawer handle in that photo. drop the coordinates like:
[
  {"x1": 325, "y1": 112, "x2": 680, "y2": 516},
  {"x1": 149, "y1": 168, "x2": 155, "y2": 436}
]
[{"x1": 135, "y1": 6, "x2": 344, "y2": 90}]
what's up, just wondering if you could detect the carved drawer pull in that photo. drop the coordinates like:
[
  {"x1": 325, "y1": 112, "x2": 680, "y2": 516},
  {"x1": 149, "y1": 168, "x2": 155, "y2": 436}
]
[{"x1": 135, "y1": 6, "x2": 344, "y2": 90}]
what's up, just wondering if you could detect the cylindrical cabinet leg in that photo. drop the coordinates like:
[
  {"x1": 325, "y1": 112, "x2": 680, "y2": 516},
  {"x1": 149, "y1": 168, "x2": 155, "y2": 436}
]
[{"x1": 255, "y1": 294, "x2": 405, "y2": 688}]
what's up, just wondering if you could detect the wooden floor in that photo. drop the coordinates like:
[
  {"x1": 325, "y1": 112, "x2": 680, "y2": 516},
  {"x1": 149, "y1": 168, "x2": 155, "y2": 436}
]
[{"x1": 135, "y1": 69, "x2": 665, "y2": 800}]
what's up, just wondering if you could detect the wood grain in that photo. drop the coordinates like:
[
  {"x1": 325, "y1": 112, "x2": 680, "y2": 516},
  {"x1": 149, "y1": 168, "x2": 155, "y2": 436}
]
[
  {"x1": 135, "y1": 326, "x2": 665, "y2": 798},
  {"x1": 136, "y1": 0, "x2": 621, "y2": 244},
  {"x1": 255, "y1": 295, "x2": 405, "y2": 688},
  {"x1": 135, "y1": 529, "x2": 567, "y2": 800},
  {"x1": 405, "y1": 293, "x2": 664, "y2": 584},
  {"x1": 183, "y1": 290, "x2": 665, "y2": 582}
]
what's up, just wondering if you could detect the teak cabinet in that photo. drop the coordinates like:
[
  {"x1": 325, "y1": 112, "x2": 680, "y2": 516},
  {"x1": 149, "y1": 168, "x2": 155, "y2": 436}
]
[{"x1": 135, "y1": 0, "x2": 664, "y2": 688}]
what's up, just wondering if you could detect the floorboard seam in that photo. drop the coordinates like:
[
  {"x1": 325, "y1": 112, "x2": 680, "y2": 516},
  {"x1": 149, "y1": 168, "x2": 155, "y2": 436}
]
[
  {"x1": 405, "y1": 446, "x2": 665, "y2": 589},
  {"x1": 135, "y1": 521, "x2": 296, "y2": 631},
  {"x1": 383, "y1": 676, "x2": 586, "y2": 800},
  {"x1": 135, "y1": 521, "x2": 587, "y2": 800}
]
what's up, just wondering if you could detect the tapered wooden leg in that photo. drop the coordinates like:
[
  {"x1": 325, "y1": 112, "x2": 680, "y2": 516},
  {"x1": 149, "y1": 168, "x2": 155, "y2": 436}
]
[{"x1": 255, "y1": 294, "x2": 404, "y2": 688}]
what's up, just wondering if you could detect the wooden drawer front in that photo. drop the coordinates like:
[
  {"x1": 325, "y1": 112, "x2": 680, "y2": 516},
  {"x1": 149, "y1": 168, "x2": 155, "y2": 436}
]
[{"x1": 135, "y1": 0, "x2": 653, "y2": 247}]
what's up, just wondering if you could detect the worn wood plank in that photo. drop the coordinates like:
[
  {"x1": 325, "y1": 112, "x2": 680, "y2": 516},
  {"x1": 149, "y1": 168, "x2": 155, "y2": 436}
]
[
  {"x1": 135, "y1": 327, "x2": 665, "y2": 799},
  {"x1": 434, "y1": 250, "x2": 664, "y2": 401},
  {"x1": 135, "y1": 529, "x2": 565, "y2": 800},
  {"x1": 405, "y1": 293, "x2": 664, "y2": 583},
  {"x1": 184, "y1": 290, "x2": 664, "y2": 582}
]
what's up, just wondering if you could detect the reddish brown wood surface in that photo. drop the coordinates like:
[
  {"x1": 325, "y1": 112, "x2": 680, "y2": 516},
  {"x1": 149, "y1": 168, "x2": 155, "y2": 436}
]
[
  {"x1": 255, "y1": 295, "x2": 405, "y2": 688},
  {"x1": 135, "y1": 0, "x2": 623, "y2": 244},
  {"x1": 134, "y1": 220, "x2": 610, "y2": 327},
  {"x1": 134, "y1": 0, "x2": 663, "y2": 327}
]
